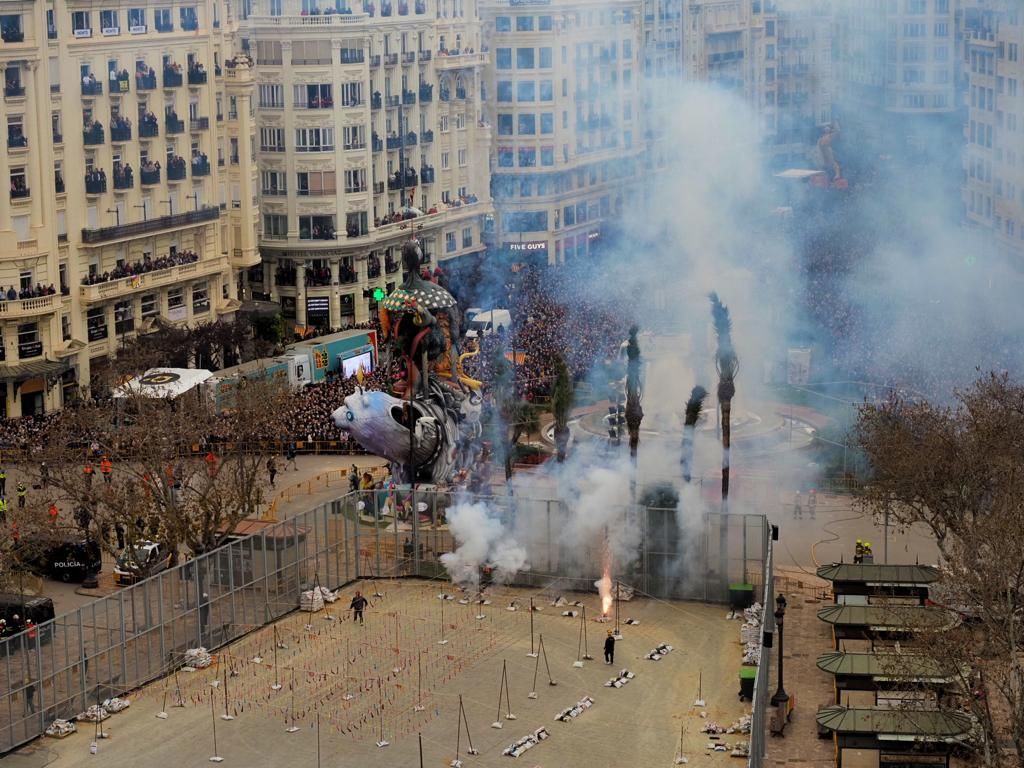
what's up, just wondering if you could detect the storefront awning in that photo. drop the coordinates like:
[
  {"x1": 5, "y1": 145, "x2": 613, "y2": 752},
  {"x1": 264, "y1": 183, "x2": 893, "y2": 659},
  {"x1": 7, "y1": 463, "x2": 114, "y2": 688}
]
[
  {"x1": 817, "y1": 604, "x2": 959, "y2": 631},
  {"x1": 0, "y1": 358, "x2": 70, "y2": 382},
  {"x1": 816, "y1": 705, "x2": 973, "y2": 740},
  {"x1": 816, "y1": 651, "x2": 953, "y2": 681},
  {"x1": 817, "y1": 563, "x2": 940, "y2": 586}
]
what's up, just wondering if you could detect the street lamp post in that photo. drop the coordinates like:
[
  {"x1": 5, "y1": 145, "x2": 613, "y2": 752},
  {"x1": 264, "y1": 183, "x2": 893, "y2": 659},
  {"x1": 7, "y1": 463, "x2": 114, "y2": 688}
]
[
  {"x1": 770, "y1": 593, "x2": 789, "y2": 706},
  {"x1": 106, "y1": 208, "x2": 120, "y2": 226}
]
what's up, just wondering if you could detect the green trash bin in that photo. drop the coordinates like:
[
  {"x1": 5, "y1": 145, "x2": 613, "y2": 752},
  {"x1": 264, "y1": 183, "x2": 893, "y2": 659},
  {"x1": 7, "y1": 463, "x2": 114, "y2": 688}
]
[
  {"x1": 729, "y1": 583, "x2": 755, "y2": 610},
  {"x1": 738, "y1": 666, "x2": 757, "y2": 701}
]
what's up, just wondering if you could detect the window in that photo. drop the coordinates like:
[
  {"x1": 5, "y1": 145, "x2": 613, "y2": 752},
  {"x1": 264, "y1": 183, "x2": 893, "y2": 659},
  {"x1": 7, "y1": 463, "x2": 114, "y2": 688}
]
[
  {"x1": 270, "y1": 0, "x2": 282, "y2": 15},
  {"x1": 343, "y1": 169, "x2": 364, "y2": 193},
  {"x1": 516, "y1": 15, "x2": 533, "y2": 31},
  {"x1": 497, "y1": 81, "x2": 513, "y2": 102},
  {"x1": 539, "y1": 48, "x2": 552, "y2": 68},
  {"x1": 539, "y1": 15, "x2": 552, "y2": 31},
  {"x1": 259, "y1": 127, "x2": 285, "y2": 151},
  {"x1": 128, "y1": 7, "x2": 146, "y2": 30},
  {"x1": 263, "y1": 213, "x2": 288, "y2": 237},
  {"x1": 495, "y1": 16, "x2": 511, "y2": 31},
  {"x1": 439, "y1": 114, "x2": 450, "y2": 132},
  {"x1": 455, "y1": 112, "x2": 465, "y2": 130},
  {"x1": 154, "y1": 7, "x2": 172, "y2": 31},
  {"x1": 192, "y1": 282, "x2": 209, "y2": 314},
  {"x1": 445, "y1": 231, "x2": 457, "y2": 252},
  {"x1": 258, "y1": 84, "x2": 284, "y2": 108},
  {"x1": 339, "y1": 82, "x2": 363, "y2": 107},
  {"x1": 497, "y1": 114, "x2": 513, "y2": 135},
  {"x1": 517, "y1": 81, "x2": 535, "y2": 101},
  {"x1": 61, "y1": 314, "x2": 71, "y2": 341},
  {"x1": 441, "y1": 151, "x2": 450, "y2": 169},
  {"x1": 497, "y1": 147, "x2": 513, "y2": 167},
  {"x1": 540, "y1": 80, "x2": 553, "y2": 101},
  {"x1": 934, "y1": 22, "x2": 948, "y2": 37},
  {"x1": 141, "y1": 293, "x2": 159, "y2": 318},
  {"x1": 167, "y1": 287, "x2": 184, "y2": 311},
  {"x1": 541, "y1": 146, "x2": 554, "y2": 165},
  {"x1": 462, "y1": 227, "x2": 472, "y2": 247},
  {"x1": 100, "y1": 9, "x2": 119, "y2": 33},
  {"x1": 496, "y1": 49, "x2": 512, "y2": 69},
  {"x1": 297, "y1": 170, "x2": 338, "y2": 195},
  {"x1": 291, "y1": 41, "x2": 331, "y2": 65},
  {"x1": 518, "y1": 113, "x2": 536, "y2": 134},
  {"x1": 343, "y1": 125, "x2": 365, "y2": 149},
  {"x1": 904, "y1": 0, "x2": 925, "y2": 13},
  {"x1": 114, "y1": 299, "x2": 134, "y2": 334},
  {"x1": 517, "y1": 48, "x2": 535, "y2": 68},
  {"x1": 18, "y1": 322, "x2": 40, "y2": 358},
  {"x1": 503, "y1": 211, "x2": 547, "y2": 232},
  {"x1": 295, "y1": 127, "x2": 334, "y2": 151},
  {"x1": 256, "y1": 40, "x2": 282, "y2": 65},
  {"x1": 72, "y1": 10, "x2": 92, "y2": 34},
  {"x1": 261, "y1": 170, "x2": 286, "y2": 195},
  {"x1": 298, "y1": 215, "x2": 336, "y2": 239},
  {"x1": 294, "y1": 83, "x2": 333, "y2": 108},
  {"x1": 518, "y1": 147, "x2": 536, "y2": 166},
  {"x1": 540, "y1": 112, "x2": 553, "y2": 134},
  {"x1": 458, "y1": 148, "x2": 467, "y2": 166}
]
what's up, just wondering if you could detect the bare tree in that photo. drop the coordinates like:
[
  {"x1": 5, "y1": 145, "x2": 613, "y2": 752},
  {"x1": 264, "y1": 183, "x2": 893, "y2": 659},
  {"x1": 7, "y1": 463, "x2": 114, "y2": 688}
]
[
  {"x1": 857, "y1": 373, "x2": 1024, "y2": 766},
  {"x1": 551, "y1": 356, "x2": 574, "y2": 463},
  {"x1": 681, "y1": 385, "x2": 708, "y2": 484}
]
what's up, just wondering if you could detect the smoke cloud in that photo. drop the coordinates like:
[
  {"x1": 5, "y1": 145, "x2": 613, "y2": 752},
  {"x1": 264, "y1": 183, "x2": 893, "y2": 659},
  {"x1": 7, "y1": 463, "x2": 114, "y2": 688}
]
[{"x1": 440, "y1": 500, "x2": 528, "y2": 588}]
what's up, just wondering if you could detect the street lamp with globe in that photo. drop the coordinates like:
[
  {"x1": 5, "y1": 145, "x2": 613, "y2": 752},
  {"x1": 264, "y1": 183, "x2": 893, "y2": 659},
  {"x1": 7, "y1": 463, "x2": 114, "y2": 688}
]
[{"x1": 770, "y1": 592, "x2": 789, "y2": 706}]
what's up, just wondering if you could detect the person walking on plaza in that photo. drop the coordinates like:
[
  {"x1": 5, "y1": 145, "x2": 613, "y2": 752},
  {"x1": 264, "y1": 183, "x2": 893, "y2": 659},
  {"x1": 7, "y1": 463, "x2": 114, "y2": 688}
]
[
  {"x1": 100, "y1": 455, "x2": 113, "y2": 484},
  {"x1": 285, "y1": 442, "x2": 298, "y2": 472},
  {"x1": 0, "y1": 496, "x2": 8, "y2": 524},
  {"x1": 0, "y1": 466, "x2": 6, "y2": 496},
  {"x1": 350, "y1": 590, "x2": 368, "y2": 625},
  {"x1": 267, "y1": 457, "x2": 278, "y2": 488},
  {"x1": 604, "y1": 630, "x2": 615, "y2": 665},
  {"x1": 349, "y1": 464, "x2": 359, "y2": 492},
  {"x1": 83, "y1": 461, "x2": 94, "y2": 488},
  {"x1": 16, "y1": 481, "x2": 26, "y2": 509},
  {"x1": 39, "y1": 462, "x2": 49, "y2": 488},
  {"x1": 23, "y1": 677, "x2": 35, "y2": 715},
  {"x1": 807, "y1": 488, "x2": 817, "y2": 520},
  {"x1": 48, "y1": 502, "x2": 59, "y2": 525},
  {"x1": 793, "y1": 491, "x2": 803, "y2": 520}
]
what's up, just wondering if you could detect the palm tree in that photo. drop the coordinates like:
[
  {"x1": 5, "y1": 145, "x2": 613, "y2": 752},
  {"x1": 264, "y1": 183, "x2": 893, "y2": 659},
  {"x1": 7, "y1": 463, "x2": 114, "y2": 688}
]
[
  {"x1": 681, "y1": 385, "x2": 708, "y2": 484},
  {"x1": 708, "y1": 293, "x2": 738, "y2": 506},
  {"x1": 624, "y1": 326, "x2": 644, "y2": 460},
  {"x1": 551, "y1": 357, "x2": 573, "y2": 462}
]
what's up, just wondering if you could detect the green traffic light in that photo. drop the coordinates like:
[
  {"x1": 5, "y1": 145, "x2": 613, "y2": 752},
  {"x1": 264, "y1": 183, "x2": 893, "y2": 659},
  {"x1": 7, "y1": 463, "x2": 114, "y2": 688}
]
[{"x1": 372, "y1": 287, "x2": 386, "y2": 301}]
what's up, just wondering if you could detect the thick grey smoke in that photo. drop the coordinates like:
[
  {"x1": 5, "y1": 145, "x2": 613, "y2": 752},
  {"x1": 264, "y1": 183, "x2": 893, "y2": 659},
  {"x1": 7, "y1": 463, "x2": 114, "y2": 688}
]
[{"x1": 440, "y1": 500, "x2": 528, "y2": 588}]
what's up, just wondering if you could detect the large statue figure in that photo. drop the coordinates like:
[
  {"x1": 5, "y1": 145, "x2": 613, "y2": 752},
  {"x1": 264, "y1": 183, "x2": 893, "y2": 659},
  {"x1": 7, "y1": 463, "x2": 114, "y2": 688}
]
[{"x1": 332, "y1": 240, "x2": 482, "y2": 484}]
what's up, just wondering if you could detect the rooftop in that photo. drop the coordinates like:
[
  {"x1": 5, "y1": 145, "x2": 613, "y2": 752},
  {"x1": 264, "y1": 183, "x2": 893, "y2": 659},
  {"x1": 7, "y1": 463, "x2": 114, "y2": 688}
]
[
  {"x1": 815, "y1": 563, "x2": 940, "y2": 585},
  {"x1": 816, "y1": 705, "x2": 974, "y2": 740},
  {"x1": 816, "y1": 651, "x2": 954, "y2": 681},
  {"x1": 817, "y1": 604, "x2": 959, "y2": 631}
]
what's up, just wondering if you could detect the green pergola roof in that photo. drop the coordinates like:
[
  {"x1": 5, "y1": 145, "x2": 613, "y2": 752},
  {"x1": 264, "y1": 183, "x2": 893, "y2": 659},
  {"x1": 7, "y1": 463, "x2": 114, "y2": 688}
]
[
  {"x1": 816, "y1": 652, "x2": 953, "y2": 681},
  {"x1": 816, "y1": 563, "x2": 940, "y2": 585},
  {"x1": 817, "y1": 604, "x2": 959, "y2": 631},
  {"x1": 816, "y1": 706, "x2": 974, "y2": 740}
]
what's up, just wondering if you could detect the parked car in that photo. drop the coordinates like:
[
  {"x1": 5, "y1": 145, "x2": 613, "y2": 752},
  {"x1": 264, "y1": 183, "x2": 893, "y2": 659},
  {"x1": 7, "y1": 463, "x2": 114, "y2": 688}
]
[
  {"x1": 0, "y1": 594, "x2": 56, "y2": 652},
  {"x1": 113, "y1": 541, "x2": 171, "y2": 585}
]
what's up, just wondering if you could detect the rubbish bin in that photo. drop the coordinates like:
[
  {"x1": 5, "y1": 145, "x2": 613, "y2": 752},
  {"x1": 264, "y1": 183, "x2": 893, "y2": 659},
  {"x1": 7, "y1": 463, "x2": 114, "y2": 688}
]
[
  {"x1": 738, "y1": 666, "x2": 757, "y2": 701},
  {"x1": 729, "y1": 583, "x2": 755, "y2": 610}
]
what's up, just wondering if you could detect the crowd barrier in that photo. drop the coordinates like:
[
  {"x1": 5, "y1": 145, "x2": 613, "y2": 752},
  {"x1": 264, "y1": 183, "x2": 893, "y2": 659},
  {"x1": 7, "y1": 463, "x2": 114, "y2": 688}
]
[{"x1": 0, "y1": 489, "x2": 768, "y2": 755}]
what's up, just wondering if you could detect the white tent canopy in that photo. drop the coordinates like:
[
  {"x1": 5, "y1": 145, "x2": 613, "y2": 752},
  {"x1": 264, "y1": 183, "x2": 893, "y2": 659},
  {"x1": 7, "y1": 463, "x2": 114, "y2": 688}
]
[{"x1": 114, "y1": 368, "x2": 214, "y2": 399}]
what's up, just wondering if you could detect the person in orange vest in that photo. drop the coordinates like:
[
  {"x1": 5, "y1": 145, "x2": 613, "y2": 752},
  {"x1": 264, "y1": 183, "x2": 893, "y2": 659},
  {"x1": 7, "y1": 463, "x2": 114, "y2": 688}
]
[
  {"x1": 100, "y1": 455, "x2": 113, "y2": 484},
  {"x1": 205, "y1": 450, "x2": 220, "y2": 477},
  {"x1": 25, "y1": 619, "x2": 36, "y2": 642},
  {"x1": 83, "y1": 461, "x2": 94, "y2": 488},
  {"x1": 48, "y1": 503, "x2": 59, "y2": 525},
  {"x1": 10, "y1": 521, "x2": 19, "y2": 542}
]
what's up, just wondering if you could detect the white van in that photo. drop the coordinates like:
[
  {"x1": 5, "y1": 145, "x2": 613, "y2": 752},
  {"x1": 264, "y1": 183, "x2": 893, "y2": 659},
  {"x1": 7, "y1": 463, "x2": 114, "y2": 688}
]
[{"x1": 465, "y1": 309, "x2": 512, "y2": 338}]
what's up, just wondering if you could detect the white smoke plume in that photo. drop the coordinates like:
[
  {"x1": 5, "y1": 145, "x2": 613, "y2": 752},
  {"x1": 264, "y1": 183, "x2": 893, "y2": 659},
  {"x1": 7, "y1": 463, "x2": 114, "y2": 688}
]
[{"x1": 440, "y1": 500, "x2": 528, "y2": 588}]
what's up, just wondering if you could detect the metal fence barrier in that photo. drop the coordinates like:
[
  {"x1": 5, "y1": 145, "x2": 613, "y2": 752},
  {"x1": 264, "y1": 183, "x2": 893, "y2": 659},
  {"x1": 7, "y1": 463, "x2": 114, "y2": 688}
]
[
  {"x1": 748, "y1": 526, "x2": 775, "y2": 768},
  {"x1": 0, "y1": 489, "x2": 767, "y2": 754}
]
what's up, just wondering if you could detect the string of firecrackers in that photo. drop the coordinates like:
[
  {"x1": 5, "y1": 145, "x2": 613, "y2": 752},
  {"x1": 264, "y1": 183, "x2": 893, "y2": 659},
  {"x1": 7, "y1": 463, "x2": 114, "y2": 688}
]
[{"x1": 131, "y1": 587, "x2": 523, "y2": 740}]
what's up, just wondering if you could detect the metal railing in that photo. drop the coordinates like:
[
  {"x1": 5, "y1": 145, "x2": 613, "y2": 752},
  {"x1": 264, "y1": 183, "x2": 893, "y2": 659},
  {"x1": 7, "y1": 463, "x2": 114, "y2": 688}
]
[
  {"x1": 80, "y1": 206, "x2": 219, "y2": 244},
  {"x1": 0, "y1": 489, "x2": 766, "y2": 754},
  {"x1": 748, "y1": 522, "x2": 774, "y2": 768}
]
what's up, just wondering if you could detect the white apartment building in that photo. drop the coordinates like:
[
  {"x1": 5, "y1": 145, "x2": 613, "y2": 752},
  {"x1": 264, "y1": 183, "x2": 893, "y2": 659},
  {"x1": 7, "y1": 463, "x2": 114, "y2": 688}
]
[
  {"x1": 243, "y1": 0, "x2": 493, "y2": 329},
  {"x1": 0, "y1": 0, "x2": 259, "y2": 417},
  {"x1": 480, "y1": 0, "x2": 645, "y2": 266}
]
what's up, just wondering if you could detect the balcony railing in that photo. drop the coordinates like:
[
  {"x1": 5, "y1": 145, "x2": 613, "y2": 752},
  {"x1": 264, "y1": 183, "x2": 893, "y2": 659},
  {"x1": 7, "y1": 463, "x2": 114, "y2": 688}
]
[
  {"x1": 418, "y1": 50, "x2": 431, "y2": 62},
  {"x1": 421, "y1": 129, "x2": 433, "y2": 144},
  {"x1": 111, "y1": 125, "x2": 132, "y2": 142},
  {"x1": 10, "y1": 186, "x2": 30, "y2": 199},
  {"x1": 55, "y1": 176, "x2": 65, "y2": 193},
  {"x1": 369, "y1": 55, "x2": 380, "y2": 68},
  {"x1": 163, "y1": 69, "x2": 183, "y2": 88},
  {"x1": 81, "y1": 80, "x2": 103, "y2": 96},
  {"x1": 190, "y1": 117, "x2": 209, "y2": 131},
  {"x1": 419, "y1": 84, "x2": 433, "y2": 102},
  {"x1": 83, "y1": 126, "x2": 105, "y2": 145},
  {"x1": 139, "y1": 121, "x2": 159, "y2": 138},
  {"x1": 4, "y1": 84, "x2": 24, "y2": 98},
  {"x1": 384, "y1": 53, "x2": 398, "y2": 66},
  {"x1": 402, "y1": 52, "x2": 415, "y2": 64},
  {"x1": 85, "y1": 177, "x2": 107, "y2": 194},
  {"x1": 140, "y1": 168, "x2": 160, "y2": 185},
  {"x1": 166, "y1": 117, "x2": 185, "y2": 134},
  {"x1": 0, "y1": 294, "x2": 57, "y2": 320},
  {"x1": 80, "y1": 205, "x2": 220, "y2": 244},
  {"x1": 79, "y1": 258, "x2": 222, "y2": 304},
  {"x1": 136, "y1": 73, "x2": 157, "y2": 90},
  {"x1": 191, "y1": 159, "x2": 210, "y2": 176},
  {"x1": 402, "y1": 90, "x2": 416, "y2": 105},
  {"x1": 371, "y1": 94, "x2": 382, "y2": 109},
  {"x1": 113, "y1": 171, "x2": 134, "y2": 190},
  {"x1": 167, "y1": 162, "x2": 187, "y2": 181},
  {"x1": 187, "y1": 69, "x2": 208, "y2": 85}
]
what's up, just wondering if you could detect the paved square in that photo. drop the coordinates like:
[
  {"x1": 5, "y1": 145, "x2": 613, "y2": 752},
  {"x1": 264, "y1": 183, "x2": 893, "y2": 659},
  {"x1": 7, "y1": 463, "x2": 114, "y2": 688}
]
[{"x1": 16, "y1": 579, "x2": 755, "y2": 767}]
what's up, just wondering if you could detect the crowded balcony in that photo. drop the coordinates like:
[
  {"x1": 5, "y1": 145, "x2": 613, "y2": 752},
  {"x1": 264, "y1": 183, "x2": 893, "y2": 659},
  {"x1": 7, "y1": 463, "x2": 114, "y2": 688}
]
[
  {"x1": 405, "y1": 130, "x2": 417, "y2": 145},
  {"x1": 113, "y1": 164, "x2": 134, "y2": 189},
  {"x1": 110, "y1": 70, "x2": 131, "y2": 93},
  {"x1": 136, "y1": 68, "x2": 158, "y2": 90},
  {"x1": 110, "y1": 117, "x2": 132, "y2": 142},
  {"x1": 421, "y1": 129, "x2": 434, "y2": 144},
  {"x1": 419, "y1": 83, "x2": 433, "y2": 102},
  {"x1": 387, "y1": 167, "x2": 418, "y2": 189},
  {"x1": 163, "y1": 65, "x2": 183, "y2": 88},
  {"x1": 165, "y1": 111, "x2": 185, "y2": 134},
  {"x1": 402, "y1": 89, "x2": 416, "y2": 105},
  {"x1": 0, "y1": 293, "x2": 58, "y2": 321},
  {"x1": 140, "y1": 163, "x2": 160, "y2": 185},
  {"x1": 187, "y1": 64, "x2": 208, "y2": 85},
  {"x1": 83, "y1": 121, "x2": 105, "y2": 145},
  {"x1": 338, "y1": 262, "x2": 358, "y2": 281},
  {"x1": 139, "y1": 112, "x2": 159, "y2": 137},
  {"x1": 84, "y1": 170, "x2": 107, "y2": 194},
  {"x1": 275, "y1": 266, "x2": 297, "y2": 287},
  {"x1": 298, "y1": 215, "x2": 337, "y2": 240},
  {"x1": 10, "y1": 178, "x2": 29, "y2": 199},
  {"x1": 367, "y1": 257, "x2": 381, "y2": 278},
  {"x1": 81, "y1": 75, "x2": 102, "y2": 96},
  {"x1": 421, "y1": 165, "x2": 435, "y2": 184},
  {"x1": 166, "y1": 155, "x2": 187, "y2": 180},
  {"x1": 78, "y1": 250, "x2": 212, "y2": 303},
  {"x1": 191, "y1": 153, "x2": 211, "y2": 176},
  {"x1": 304, "y1": 265, "x2": 332, "y2": 286}
]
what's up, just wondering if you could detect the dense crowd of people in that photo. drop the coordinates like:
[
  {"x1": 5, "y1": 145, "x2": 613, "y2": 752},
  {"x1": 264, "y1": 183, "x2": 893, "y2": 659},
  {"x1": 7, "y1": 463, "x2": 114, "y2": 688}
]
[{"x1": 80, "y1": 250, "x2": 199, "y2": 286}]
